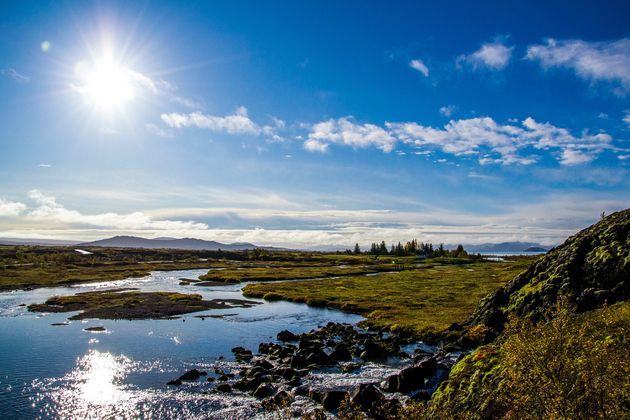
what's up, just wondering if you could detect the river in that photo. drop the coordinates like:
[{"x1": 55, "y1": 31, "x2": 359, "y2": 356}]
[{"x1": 0, "y1": 269, "x2": 411, "y2": 418}]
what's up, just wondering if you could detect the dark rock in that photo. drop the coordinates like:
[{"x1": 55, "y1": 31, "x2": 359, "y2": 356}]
[
  {"x1": 167, "y1": 379, "x2": 182, "y2": 386},
  {"x1": 255, "y1": 359, "x2": 274, "y2": 370},
  {"x1": 178, "y1": 369, "x2": 207, "y2": 381},
  {"x1": 84, "y1": 326, "x2": 106, "y2": 332},
  {"x1": 232, "y1": 346, "x2": 253, "y2": 361},
  {"x1": 253, "y1": 383, "x2": 276, "y2": 399},
  {"x1": 277, "y1": 329, "x2": 299, "y2": 342},
  {"x1": 360, "y1": 340, "x2": 389, "y2": 361},
  {"x1": 321, "y1": 389, "x2": 348, "y2": 411},
  {"x1": 383, "y1": 357, "x2": 437, "y2": 392},
  {"x1": 289, "y1": 354, "x2": 308, "y2": 369},
  {"x1": 330, "y1": 345, "x2": 352, "y2": 362},
  {"x1": 216, "y1": 383, "x2": 232, "y2": 393},
  {"x1": 350, "y1": 383, "x2": 384, "y2": 411},
  {"x1": 207, "y1": 377, "x2": 215, "y2": 382}
]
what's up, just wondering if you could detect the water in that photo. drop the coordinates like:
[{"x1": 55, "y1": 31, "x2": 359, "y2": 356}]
[{"x1": 0, "y1": 269, "x2": 366, "y2": 419}]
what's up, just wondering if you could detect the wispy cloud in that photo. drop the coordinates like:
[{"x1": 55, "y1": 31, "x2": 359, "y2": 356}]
[
  {"x1": 161, "y1": 106, "x2": 282, "y2": 140},
  {"x1": 26, "y1": 190, "x2": 207, "y2": 231},
  {"x1": 409, "y1": 59, "x2": 429, "y2": 76},
  {"x1": 459, "y1": 41, "x2": 513, "y2": 70},
  {"x1": 145, "y1": 123, "x2": 173, "y2": 138},
  {"x1": 439, "y1": 105, "x2": 457, "y2": 117},
  {"x1": 37, "y1": 163, "x2": 52, "y2": 168},
  {"x1": 526, "y1": 38, "x2": 630, "y2": 95},
  {"x1": 2, "y1": 191, "x2": 627, "y2": 247},
  {"x1": 1, "y1": 68, "x2": 30, "y2": 83}
]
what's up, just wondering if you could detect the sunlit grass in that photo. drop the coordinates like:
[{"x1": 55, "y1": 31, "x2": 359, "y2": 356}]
[{"x1": 243, "y1": 257, "x2": 538, "y2": 336}]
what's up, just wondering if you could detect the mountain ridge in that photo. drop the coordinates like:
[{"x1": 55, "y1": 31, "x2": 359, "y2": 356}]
[{"x1": 78, "y1": 235, "x2": 261, "y2": 251}]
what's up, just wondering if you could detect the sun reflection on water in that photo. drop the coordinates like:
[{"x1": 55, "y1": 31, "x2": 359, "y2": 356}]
[{"x1": 29, "y1": 349, "x2": 261, "y2": 419}]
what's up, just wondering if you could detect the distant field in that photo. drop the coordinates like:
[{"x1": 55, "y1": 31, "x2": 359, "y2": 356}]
[
  {"x1": 0, "y1": 245, "x2": 415, "y2": 290},
  {"x1": 243, "y1": 256, "x2": 539, "y2": 337},
  {"x1": 0, "y1": 245, "x2": 241, "y2": 290}
]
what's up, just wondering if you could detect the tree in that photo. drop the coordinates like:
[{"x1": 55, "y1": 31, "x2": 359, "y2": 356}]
[{"x1": 353, "y1": 243, "x2": 361, "y2": 254}]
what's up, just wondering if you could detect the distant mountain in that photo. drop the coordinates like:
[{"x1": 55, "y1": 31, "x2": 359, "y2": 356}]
[
  {"x1": 465, "y1": 242, "x2": 550, "y2": 253},
  {"x1": 78, "y1": 235, "x2": 260, "y2": 251},
  {"x1": 523, "y1": 246, "x2": 547, "y2": 252}
]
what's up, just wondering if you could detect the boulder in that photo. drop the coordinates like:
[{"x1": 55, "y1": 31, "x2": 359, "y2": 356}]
[
  {"x1": 277, "y1": 329, "x2": 299, "y2": 342},
  {"x1": 253, "y1": 383, "x2": 276, "y2": 399},
  {"x1": 360, "y1": 340, "x2": 389, "y2": 361},
  {"x1": 330, "y1": 345, "x2": 352, "y2": 362},
  {"x1": 321, "y1": 389, "x2": 348, "y2": 411},
  {"x1": 179, "y1": 369, "x2": 207, "y2": 381},
  {"x1": 216, "y1": 383, "x2": 232, "y2": 393},
  {"x1": 350, "y1": 383, "x2": 384, "y2": 411}
]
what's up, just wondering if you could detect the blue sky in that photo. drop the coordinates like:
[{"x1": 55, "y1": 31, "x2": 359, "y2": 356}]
[{"x1": 0, "y1": 0, "x2": 629, "y2": 248}]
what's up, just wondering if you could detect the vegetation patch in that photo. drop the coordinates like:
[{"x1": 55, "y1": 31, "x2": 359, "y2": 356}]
[
  {"x1": 197, "y1": 264, "x2": 406, "y2": 284},
  {"x1": 28, "y1": 289, "x2": 259, "y2": 320},
  {"x1": 429, "y1": 301, "x2": 630, "y2": 419}
]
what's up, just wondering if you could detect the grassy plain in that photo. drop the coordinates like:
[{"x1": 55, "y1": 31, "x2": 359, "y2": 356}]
[{"x1": 243, "y1": 257, "x2": 538, "y2": 336}]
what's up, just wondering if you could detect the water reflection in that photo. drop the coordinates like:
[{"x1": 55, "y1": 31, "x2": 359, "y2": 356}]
[
  {"x1": 33, "y1": 350, "x2": 138, "y2": 417},
  {"x1": 0, "y1": 268, "x2": 363, "y2": 418}
]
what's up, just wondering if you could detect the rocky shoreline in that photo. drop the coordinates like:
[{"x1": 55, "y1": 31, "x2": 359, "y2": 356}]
[{"x1": 167, "y1": 322, "x2": 462, "y2": 417}]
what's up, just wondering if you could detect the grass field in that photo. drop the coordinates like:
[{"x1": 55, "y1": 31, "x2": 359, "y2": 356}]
[
  {"x1": 243, "y1": 257, "x2": 538, "y2": 336},
  {"x1": 198, "y1": 263, "x2": 408, "y2": 283}
]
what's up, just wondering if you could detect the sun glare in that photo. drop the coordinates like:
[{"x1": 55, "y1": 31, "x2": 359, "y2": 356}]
[{"x1": 74, "y1": 57, "x2": 135, "y2": 111}]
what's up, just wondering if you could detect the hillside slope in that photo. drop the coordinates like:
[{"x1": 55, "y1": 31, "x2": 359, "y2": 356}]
[
  {"x1": 428, "y1": 210, "x2": 630, "y2": 418},
  {"x1": 469, "y1": 209, "x2": 630, "y2": 335}
]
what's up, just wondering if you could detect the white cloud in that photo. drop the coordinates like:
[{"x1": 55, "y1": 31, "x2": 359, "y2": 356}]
[
  {"x1": 460, "y1": 41, "x2": 513, "y2": 70},
  {"x1": 304, "y1": 138, "x2": 329, "y2": 153},
  {"x1": 0, "y1": 198, "x2": 26, "y2": 217},
  {"x1": 439, "y1": 105, "x2": 457, "y2": 117},
  {"x1": 161, "y1": 106, "x2": 283, "y2": 141},
  {"x1": 526, "y1": 38, "x2": 630, "y2": 94},
  {"x1": 1, "y1": 68, "x2": 30, "y2": 83},
  {"x1": 2, "y1": 191, "x2": 627, "y2": 248},
  {"x1": 162, "y1": 107, "x2": 259, "y2": 135},
  {"x1": 37, "y1": 163, "x2": 52, "y2": 168},
  {"x1": 305, "y1": 117, "x2": 397, "y2": 153},
  {"x1": 388, "y1": 116, "x2": 611, "y2": 166},
  {"x1": 623, "y1": 111, "x2": 630, "y2": 126},
  {"x1": 26, "y1": 190, "x2": 207, "y2": 231},
  {"x1": 409, "y1": 59, "x2": 429, "y2": 77},
  {"x1": 300, "y1": 113, "x2": 617, "y2": 166},
  {"x1": 559, "y1": 149, "x2": 594, "y2": 165}
]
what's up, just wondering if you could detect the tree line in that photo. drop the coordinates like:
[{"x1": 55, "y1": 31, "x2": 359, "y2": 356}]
[{"x1": 347, "y1": 239, "x2": 470, "y2": 258}]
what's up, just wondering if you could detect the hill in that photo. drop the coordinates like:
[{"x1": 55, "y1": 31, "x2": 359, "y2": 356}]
[
  {"x1": 469, "y1": 209, "x2": 629, "y2": 335},
  {"x1": 429, "y1": 209, "x2": 630, "y2": 418},
  {"x1": 79, "y1": 235, "x2": 260, "y2": 251}
]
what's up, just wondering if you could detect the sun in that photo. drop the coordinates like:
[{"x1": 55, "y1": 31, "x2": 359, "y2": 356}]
[{"x1": 74, "y1": 56, "x2": 135, "y2": 111}]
